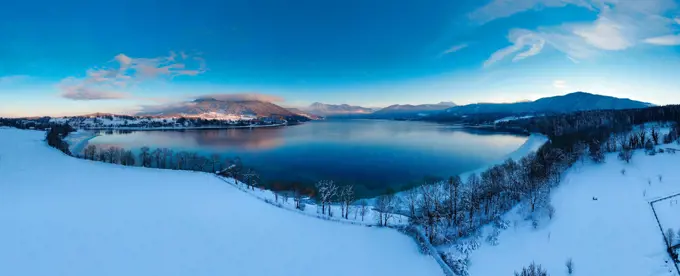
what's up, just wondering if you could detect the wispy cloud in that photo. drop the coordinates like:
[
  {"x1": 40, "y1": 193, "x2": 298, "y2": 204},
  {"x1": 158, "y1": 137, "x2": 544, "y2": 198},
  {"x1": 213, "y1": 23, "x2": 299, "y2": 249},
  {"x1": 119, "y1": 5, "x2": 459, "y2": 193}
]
[
  {"x1": 441, "y1": 43, "x2": 469, "y2": 56},
  {"x1": 469, "y1": 0, "x2": 594, "y2": 25},
  {"x1": 484, "y1": 30, "x2": 545, "y2": 67},
  {"x1": 481, "y1": 0, "x2": 679, "y2": 67},
  {"x1": 59, "y1": 51, "x2": 206, "y2": 100},
  {"x1": 644, "y1": 34, "x2": 680, "y2": 45},
  {"x1": 553, "y1": 80, "x2": 567, "y2": 89}
]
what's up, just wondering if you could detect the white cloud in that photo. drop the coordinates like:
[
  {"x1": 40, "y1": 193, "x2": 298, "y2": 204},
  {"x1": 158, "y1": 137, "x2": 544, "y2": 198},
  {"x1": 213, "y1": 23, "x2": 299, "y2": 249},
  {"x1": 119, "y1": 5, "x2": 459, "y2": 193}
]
[
  {"x1": 572, "y1": 15, "x2": 633, "y2": 50},
  {"x1": 468, "y1": 0, "x2": 594, "y2": 25},
  {"x1": 481, "y1": 0, "x2": 680, "y2": 66},
  {"x1": 553, "y1": 80, "x2": 567, "y2": 89},
  {"x1": 441, "y1": 43, "x2": 469, "y2": 56},
  {"x1": 60, "y1": 52, "x2": 206, "y2": 100},
  {"x1": 484, "y1": 29, "x2": 545, "y2": 67},
  {"x1": 675, "y1": 17, "x2": 680, "y2": 24},
  {"x1": 644, "y1": 34, "x2": 680, "y2": 45}
]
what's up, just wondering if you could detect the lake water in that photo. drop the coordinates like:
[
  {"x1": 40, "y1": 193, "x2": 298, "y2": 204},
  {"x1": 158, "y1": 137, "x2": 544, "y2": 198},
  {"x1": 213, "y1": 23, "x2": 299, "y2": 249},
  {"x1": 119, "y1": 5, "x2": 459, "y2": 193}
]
[{"x1": 83, "y1": 120, "x2": 528, "y2": 197}]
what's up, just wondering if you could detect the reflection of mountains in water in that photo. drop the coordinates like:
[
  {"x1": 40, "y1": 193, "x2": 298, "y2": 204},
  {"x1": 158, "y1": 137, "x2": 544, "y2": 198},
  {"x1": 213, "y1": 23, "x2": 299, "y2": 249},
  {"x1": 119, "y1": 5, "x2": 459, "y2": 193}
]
[{"x1": 192, "y1": 129, "x2": 285, "y2": 150}]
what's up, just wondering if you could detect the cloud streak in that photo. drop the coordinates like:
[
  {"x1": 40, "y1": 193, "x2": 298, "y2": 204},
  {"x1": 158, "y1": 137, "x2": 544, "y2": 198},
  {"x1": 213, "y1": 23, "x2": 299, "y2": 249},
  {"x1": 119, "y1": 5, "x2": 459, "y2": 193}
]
[
  {"x1": 60, "y1": 51, "x2": 206, "y2": 100},
  {"x1": 481, "y1": 0, "x2": 679, "y2": 67},
  {"x1": 441, "y1": 43, "x2": 469, "y2": 56}
]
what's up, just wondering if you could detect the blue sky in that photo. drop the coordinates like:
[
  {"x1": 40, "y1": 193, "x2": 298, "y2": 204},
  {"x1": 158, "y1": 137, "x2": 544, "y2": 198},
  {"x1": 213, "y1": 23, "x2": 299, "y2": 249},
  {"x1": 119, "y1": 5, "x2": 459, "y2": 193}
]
[{"x1": 1, "y1": 0, "x2": 680, "y2": 116}]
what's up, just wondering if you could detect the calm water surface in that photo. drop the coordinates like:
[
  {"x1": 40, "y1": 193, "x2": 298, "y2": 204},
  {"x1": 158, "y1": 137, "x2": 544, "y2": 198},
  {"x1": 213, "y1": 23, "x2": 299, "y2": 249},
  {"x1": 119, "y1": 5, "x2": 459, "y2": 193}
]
[{"x1": 85, "y1": 120, "x2": 527, "y2": 197}]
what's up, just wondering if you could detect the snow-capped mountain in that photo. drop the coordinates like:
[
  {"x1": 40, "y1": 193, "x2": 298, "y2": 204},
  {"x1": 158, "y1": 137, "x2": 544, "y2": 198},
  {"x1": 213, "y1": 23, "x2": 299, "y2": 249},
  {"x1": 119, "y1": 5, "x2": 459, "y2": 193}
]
[{"x1": 138, "y1": 98, "x2": 298, "y2": 119}]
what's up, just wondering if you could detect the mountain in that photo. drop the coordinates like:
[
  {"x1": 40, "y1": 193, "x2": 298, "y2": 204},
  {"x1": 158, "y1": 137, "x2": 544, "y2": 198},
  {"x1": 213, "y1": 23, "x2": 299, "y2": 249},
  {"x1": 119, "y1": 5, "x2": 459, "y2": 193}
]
[
  {"x1": 137, "y1": 98, "x2": 306, "y2": 121},
  {"x1": 305, "y1": 102, "x2": 376, "y2": 116},
  {"x1": 445, "y1": 92, "x2": 652, "y2": 115},
  {"x1": 371, "y1": 102, "x2": 456, "y2": 119},
  {"x1": 286, "y1": 107, "x2": 323, "y2": 120}
]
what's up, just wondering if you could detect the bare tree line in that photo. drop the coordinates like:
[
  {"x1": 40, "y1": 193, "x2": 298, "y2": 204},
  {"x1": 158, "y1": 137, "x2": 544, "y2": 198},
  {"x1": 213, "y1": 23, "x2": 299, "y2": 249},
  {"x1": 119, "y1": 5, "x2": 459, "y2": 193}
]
[{"x1": 80, "y1": 144, "x2": 237, "y2": 173}]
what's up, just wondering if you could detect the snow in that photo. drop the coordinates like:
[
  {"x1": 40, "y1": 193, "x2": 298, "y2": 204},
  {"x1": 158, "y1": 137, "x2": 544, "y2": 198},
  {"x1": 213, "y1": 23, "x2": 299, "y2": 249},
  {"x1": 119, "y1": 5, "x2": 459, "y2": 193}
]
[
  {"x1": 654, "y1": 195, "x2": 680, "y2": 247},
  {"x1": 466, "y1": 148, "x2": 680, "y2": 276},
  {"x1": 63, "y1": 129, "x2": 98, "y2": 153},
  {"x1": 493, "y1": 115, "x2": 535, "y2": 124},
  {"x1": 0, "y1": 128, "x2": 443, "y2": 276},
  {"x1": 216, "y1": 177, "x2": 411, "y2": 227}
]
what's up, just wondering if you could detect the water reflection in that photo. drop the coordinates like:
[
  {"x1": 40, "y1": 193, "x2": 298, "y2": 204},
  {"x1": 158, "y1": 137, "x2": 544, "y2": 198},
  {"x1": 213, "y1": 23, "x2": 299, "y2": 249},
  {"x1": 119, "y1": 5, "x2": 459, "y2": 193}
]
[{"x1": 86, "y1": 120, "x2": 528, "y2": 197}]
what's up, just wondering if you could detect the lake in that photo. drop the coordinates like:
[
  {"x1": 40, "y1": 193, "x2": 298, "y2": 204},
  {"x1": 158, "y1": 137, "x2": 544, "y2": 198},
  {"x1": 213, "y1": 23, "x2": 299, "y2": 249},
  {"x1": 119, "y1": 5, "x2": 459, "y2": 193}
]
[{"x1": 82, "y1": 120, "x2": 528, "y2": 197}]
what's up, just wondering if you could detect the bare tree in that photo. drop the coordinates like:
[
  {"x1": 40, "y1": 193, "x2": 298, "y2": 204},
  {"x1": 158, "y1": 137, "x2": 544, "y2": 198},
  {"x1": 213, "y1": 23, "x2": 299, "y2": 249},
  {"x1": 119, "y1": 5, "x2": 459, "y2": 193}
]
[
  {"x1": 152, "y1": 148, "x2": 162, "y2": 168},
  {"x1": 667, "y1": 228, "x2": 676, "y2": 247},
  {"x1": 404, "y1": 186, "x2": 420, "y2": 219},
  {"x1": 339, "y1": 185, "x2": 355, "y2": 219},
  {"x1": 139, "y1": 146, "x2": 151, "y2": 167},
  {"x1": 84, "y1": 144, "x2": 97, "y2": 160},
  {"x1": 358, "y1": 199, "x2": 368, "y2": 221},
  {"x1": 514, "y1": 262, "x2": 548, "y2": 276},
  {"x1": 651, "y1": 126, "x2": 660, "y2": 145},
  {"x1": 210, "y1": 153, "x2": 221, "y2": 172},
  {"x1": 447, "y1": 175, "x2": 462, "y2": 226},
  {"x1": 375, "y1": 191, "x2": 396, "y2": 226},
  {"x1": 242, "y1": 168, "x2": 259, "y2": 190},
  {"x1": 565, "y1": 258, "x2": 573, "y2": 275},
  {"x1": 618, "y1": 148, "x2": 633, "y2": 163},
  {"x1": 293, "y1": 184, "x2": 304, "y2": 210},
  {"x1": 315, "y1": 180, "x2": 338, "y2": 216}
]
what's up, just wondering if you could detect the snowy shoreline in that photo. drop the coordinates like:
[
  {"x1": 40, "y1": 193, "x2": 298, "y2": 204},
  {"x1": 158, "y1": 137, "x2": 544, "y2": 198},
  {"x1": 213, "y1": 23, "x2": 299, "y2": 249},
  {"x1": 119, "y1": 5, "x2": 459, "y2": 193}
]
[
  {"x1": 459, "y1": 133, "x2": 549, "y2": 179},
  {"x1": 79, "y1": 122, "x2": 288, "y2": 131}
]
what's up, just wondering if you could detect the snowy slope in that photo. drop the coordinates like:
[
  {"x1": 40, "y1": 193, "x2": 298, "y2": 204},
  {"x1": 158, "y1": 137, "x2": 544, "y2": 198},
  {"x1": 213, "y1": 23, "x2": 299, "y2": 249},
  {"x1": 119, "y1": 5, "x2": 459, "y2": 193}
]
[
  {"x1": 0, "y1": 128, "x2": 443, "y2": 276},
  {"x1": 466, "y1": 148, "x2": 680, "y2": 276}
]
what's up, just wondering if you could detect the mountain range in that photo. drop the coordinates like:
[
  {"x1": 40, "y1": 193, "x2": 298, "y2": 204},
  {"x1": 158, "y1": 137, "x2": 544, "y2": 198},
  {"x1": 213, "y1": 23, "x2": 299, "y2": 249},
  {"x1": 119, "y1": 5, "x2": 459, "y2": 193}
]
[
  {"x1": 128, "y1": 92, "x2": 652, "y2": 123},
  {"x1": 370, "y1": 102, "x2": 457, "y2": 119},
  {"x1": 304, "y1": 102, "x2": 377, "y2": 116},
  {"x1": 444, "y1": 92, "x2": 652, "y2": 115}
]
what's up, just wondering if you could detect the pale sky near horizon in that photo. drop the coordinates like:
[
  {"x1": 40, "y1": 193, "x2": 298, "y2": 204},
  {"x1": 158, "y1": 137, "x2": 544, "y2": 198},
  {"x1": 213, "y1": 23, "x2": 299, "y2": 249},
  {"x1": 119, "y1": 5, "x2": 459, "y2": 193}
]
[{"x1": 1, "y1": 0, "x2": 680, "y2": 117}]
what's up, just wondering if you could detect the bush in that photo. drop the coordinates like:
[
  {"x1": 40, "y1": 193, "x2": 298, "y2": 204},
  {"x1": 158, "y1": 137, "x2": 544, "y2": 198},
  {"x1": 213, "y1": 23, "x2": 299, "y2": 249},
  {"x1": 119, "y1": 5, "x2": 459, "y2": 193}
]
[
  {"x1": 442, "y1": 251, "x2": 469, "y2": 276},
  {"x1": 514, "y1": 262, "x2": 548, "y2": 276},
  {"x1": 566, "y1": 258, "x2": 574, "y2": 274}
]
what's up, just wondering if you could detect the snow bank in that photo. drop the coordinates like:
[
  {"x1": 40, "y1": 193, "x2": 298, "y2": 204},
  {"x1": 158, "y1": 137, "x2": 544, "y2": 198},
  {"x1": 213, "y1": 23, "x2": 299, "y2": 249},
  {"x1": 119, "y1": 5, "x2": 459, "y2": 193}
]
[
  {"x1": 0, "y1": 128, "x2": 443, "y2": 276},
  {"x1": 467, "y1": 148, "x2": 680, "y2": 276}
]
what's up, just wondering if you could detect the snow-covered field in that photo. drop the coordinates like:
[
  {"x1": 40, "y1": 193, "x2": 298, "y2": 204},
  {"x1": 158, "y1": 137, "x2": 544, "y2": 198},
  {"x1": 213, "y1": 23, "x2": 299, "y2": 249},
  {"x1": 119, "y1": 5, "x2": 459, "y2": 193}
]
[
  {"x1": 654, "y1": 195, "x2": 680, "y2": 247},
  {"x1": 0, "y1": 128, "x2": 443, "y2": 276},
  {"x1": 467, "y1": 147, "x2": 680, "y2": 275}
]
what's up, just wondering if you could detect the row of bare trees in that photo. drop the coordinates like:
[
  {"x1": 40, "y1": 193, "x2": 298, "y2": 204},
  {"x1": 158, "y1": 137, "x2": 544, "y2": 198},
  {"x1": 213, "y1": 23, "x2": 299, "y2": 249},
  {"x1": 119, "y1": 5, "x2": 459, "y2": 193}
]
[
  {"x1": 80, "y1": 144, "x2": 237, "y2": 173},
  {"x1": 403, "y1": 144, "x2": 567, "y2": 245}
]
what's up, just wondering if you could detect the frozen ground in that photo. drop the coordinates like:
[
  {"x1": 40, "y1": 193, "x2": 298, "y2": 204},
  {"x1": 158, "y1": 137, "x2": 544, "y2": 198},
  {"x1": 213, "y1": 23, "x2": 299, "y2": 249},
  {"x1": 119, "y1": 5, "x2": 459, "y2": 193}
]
[
  {"x1": 467, "y1": 147, "x2": 680, "y2": 275},
  {"x1": 654, "y1": 195, "x2": 680, "y2": 247},
  {"x1": 0, "y1": 128, "x2": 443, "y2": 276}
]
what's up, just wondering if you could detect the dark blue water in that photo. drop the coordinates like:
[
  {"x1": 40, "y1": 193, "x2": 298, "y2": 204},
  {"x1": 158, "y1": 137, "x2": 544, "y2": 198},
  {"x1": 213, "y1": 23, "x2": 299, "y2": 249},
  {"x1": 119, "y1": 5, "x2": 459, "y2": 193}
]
[{"x1": 85, "y1": 120, "x2": 527, "y2": 196}]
